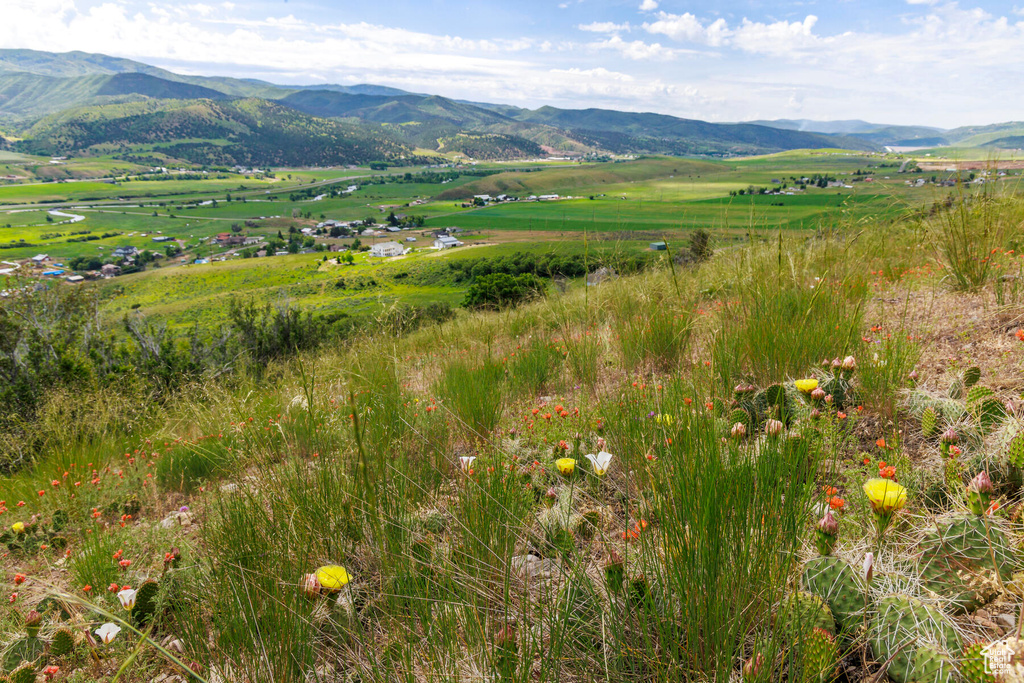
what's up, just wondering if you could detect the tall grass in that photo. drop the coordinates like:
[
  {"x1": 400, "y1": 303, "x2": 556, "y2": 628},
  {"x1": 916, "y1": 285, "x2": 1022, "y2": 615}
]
[
  {"x1": 926, "y1": 185, "x2": 1021, "y2": 291},
  {"x1": 436, "y1": 356, "x2": 506, "y2": 439}
]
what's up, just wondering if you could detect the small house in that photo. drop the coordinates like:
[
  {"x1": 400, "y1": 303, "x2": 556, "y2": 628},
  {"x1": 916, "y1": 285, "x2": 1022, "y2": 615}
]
[
  {"x1": 101, "y1": 264, "x2": 121, "y2": 278},
  {"x1": 649, "y1": 242, "x2": 667, "y2": 251},
  {"x1": 370, "y1": 241, "x2": 404, "y2": 258},
  {"x1": 433, "y1": 235, "x2": 463, "y2": 250}
]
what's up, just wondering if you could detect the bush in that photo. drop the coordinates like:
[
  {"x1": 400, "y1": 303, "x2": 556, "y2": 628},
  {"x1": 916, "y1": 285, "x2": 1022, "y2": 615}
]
[{"x1": 463, "y1": 273, "x2": 546, "y2": 310}]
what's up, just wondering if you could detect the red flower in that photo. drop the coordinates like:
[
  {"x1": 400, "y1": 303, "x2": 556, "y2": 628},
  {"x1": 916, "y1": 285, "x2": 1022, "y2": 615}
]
[
  {"x1": 828, "y1": 497, "x2": 845, "y2": 510},
  {"x1": 1016, "y1": 329, "x2": 1024, "y2": 342},
  {"x1": 82, "y1": 585, "x2": 92, "y2": 593},
  {"x1": 876, "y1": 438, "x2": 887, "y2": 449},
  {"x1": 119, "y1": 559, "x2": 131, "y2": 570}
]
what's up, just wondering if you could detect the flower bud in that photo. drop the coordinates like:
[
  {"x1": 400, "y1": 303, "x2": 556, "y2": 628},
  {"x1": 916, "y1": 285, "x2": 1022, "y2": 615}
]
[
  {"x1": 940, "y1": 427, "x2": 958, "y2": 444},
  {"x1": 302, "y1": 573, "x2": 321, "y2": 597},
  {"x1": 731, "y1": 422, "x2": 747, "y2": 439},
  {"x1": 25, "y1": 609, "x2": 41, "y2": 637},
  {"x1": 862, "y1": 552, "x2": 874, "y2": 584},
  {"x1": 810, "y1": 387, "x2": 826, "y2": 401},
  {"x1": 824, "y1": 394, "x2": 833, "y2": 405},
  {"x1": 810, "y1": 408, "x2": 821, "y2": 420},
  {"x1": 831, "y1": 358, "x2": 842, "y2": 369},
  {"x1": 764, "y1": 419, "x2": 784, "y2": 437},
  {"x1": 742, "y1": 652, "x2": 765, "y2": 680},
  {"x1": 967, "y1": 470, "x2": 994, "y2": 515},
  {"x1": 842, "y1": 355, "x2": 857, "y2": 373},
  {"x1": 814, "y1": 509, "x2": 838, "y2": 556},
  {"x1": 909, "y1": 369, "x2": 918, "y2": 381}
]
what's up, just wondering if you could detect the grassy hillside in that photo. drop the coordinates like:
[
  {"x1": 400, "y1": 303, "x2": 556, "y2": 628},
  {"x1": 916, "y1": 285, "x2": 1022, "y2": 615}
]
[
  {"x1": 2, "y1": 187, "x2": 1024, "y2": 682},
  {"x1": 18, "y1": 98, "x2": 415, "y2": 166}
]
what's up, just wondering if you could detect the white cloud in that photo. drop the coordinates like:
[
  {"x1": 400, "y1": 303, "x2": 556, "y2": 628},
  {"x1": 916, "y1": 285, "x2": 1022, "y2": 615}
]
[
  {"x1": 590, "y1": 35, "x2": 675, "y2": 60},
  {"x1": 906, "y1": 0, "x2": 939, "y2": 4},
  {"x1": 639, "y1": 0, "x2": 658, "y2": 10},
  {"x1": 643, "y1": 12, "x2": 730, "y2": 46},
  {"x1": 578, "y1": 21, "x2": 630, "y2": 33}
]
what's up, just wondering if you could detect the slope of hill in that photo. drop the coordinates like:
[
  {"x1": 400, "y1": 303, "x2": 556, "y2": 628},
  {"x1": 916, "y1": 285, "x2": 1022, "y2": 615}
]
[{"x1": 19, "y1": 98, "x2": 414, "y2": 166}]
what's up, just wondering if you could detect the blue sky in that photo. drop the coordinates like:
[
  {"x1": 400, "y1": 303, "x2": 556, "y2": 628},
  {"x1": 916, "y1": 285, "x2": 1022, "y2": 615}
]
[{"x1": 2, "y1": 0, "x2": 1023, "y2": 127}]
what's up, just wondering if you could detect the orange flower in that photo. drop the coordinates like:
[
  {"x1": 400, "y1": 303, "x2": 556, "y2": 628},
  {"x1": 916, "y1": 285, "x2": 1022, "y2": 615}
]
[
  {"x1": 822, "y1": 485, "x2": 838, "y2": 496},
  {"x1": 876, "y1": 438, "x2": 886, "y2": 449},
  {"x1": 1016, "y1": 329, "x2": 1024, "y2": 342},
  {"x1": 828, "y1": 497, "x2": 845, "y2": 510}
]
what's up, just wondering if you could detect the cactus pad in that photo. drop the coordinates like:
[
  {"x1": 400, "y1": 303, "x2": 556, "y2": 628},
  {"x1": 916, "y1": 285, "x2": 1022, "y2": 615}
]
[
  {"x1": 133, "y1": 578, "x2": 161, "y2": 626},
  {"x1": 921, "y1": 407, "x2": 938, "y2": 438},
  {"x1": 802, "y1": 556, "x2": 865, "y2": 632},
  {"x1": 8, "y1": 663, "x2": 36, "y2": 683},
  {"x1": 1008, "y1": 433, "x2": 1024, "y2": 468},
  {"x1": 917, "y1": 513, "x2": 1016, "y2": 613},
  {"x1": 777, "y1": 591, "x2": 835, "y2": 637},
  {"x1": 966, "y1": 385, "x2": 994, "y2": 407},
  {"x1": 976, "y1": 398, "x2": 1006, "y2": 430},
  {"x1": 799, "y1": 627, "x2": 838, "y2": 683},
  {"x1": 963, "y1": 366, "x2": 982, "y2": 390},
  {"x1": 49, "y1": 627, "x2": 75, "y2": 657},
  {"x1": 959, "y1": 642, "x2": 996, "y2": 683},
  {"x1": 868, "y1": 594, "x2": 959, "y2": 683},
  {"x1": 2, "y1": 637, "x2": 44, "y2": 672}
]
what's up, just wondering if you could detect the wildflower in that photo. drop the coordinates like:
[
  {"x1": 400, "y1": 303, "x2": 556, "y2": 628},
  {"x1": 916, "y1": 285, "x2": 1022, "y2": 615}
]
[
  {"x1": 584, "y1": 451, "x2": 613, "y2": 476},
  {"x1": 623, "y1": 519, "x2": 648, "y2": 540},
  {"x1": 117, "y1": 587, "x2": 137, "y2": 611},
  {"x1": 596, "y1": 436, "x2": 606, "y2": 450},
  {"x1": 119, "y1": 559, "x2": 132, "y2": 570},
  {"x1": 459, "y1": 456, "x2": 476, "y2": 473},
  {"x1": 731, "y1": 422, "x2": 747, "y2": 439},
  {"x1": 1016, "y1": 329, "x2": 1024, "y2": 342},
  {"x1": 764, "y1": 419, "x2": 784, "y2": 437},
  {"x1": 828, "y1": 497, "x2": 845, "y2": 511},
  {"x1": 794, "y1": 379, "x2": 818, "y2": 394},
  {"x1": 876, "y1": 438, "x2": 887, "y2": 449},
  {"x1": 95, "y1": 622, "x2": 121, "y2": 644},
  {"x1": 82, "y1": 585, "x2": 92, "y2": 593},
  {"x1": 43, "y1": 665, "x2": 60, "y2": 680},
  {"x1": 987, "y1": 501, "x2": 1000, "y2": 516},
  {"x1": 14, "y1": 573, "x2": 25, "y2": 585},
  {"x1": 655, "y1": 413, "x2": 674, "y2": 426},
  {"x1": 837, "y1": 411, "x2": 846, "y2": 420},
  {"x1": 742, "y1": 652, "x2": 765, "y2": 680},
  {"x1": 842, "y1": 356, "x2": 856, "y2": 373},
  {"x1": 555, "y1": 458, "x2": 576, "y2": 475},
  {"x1": 25, "y1": 610, "x2": 41, "y2": 637},
  {"x1": 315, "y1": 565, "x2": 352, "y2": 592},
  {"x1": 558, "y1": 440, "x2": 569, "y2": 451},
  {"x1": 863, "y1": 478, "x2": 907, "y2": 536},
  {"x1": 11, "y1": 522, "x2": 24, "y2": 534},
  {"x1": 815, "y1": 509, "x2": 838, "y2": 556},
  {"x1": 862, "y1": 552, "x2": 874, "y2": 584},
  {"x1": 810, "y1": 387, "x2": 826, "y2": 402},
  {"x1": 967, "y1": 471, "x2": 994, "y2": 516}
]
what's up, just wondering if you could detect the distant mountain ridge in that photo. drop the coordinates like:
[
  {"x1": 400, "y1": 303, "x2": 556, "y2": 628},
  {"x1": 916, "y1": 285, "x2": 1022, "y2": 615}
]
[{"x1": 3, "y1": 48, "x2": 1020, "y2": 164}]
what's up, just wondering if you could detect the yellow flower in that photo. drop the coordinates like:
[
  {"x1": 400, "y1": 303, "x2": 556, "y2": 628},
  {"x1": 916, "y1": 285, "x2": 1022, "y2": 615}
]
[
  {"x1": 655, "y1": 414, "x2": 674, "y2": 426},
  {"x1": 794, "y1": 379, "x2": 818, "y2": 394},
  {"x1": 11, "y1": 522, "x2": 25, "y2": 534},
  {"x1": 315, "y1": 565, "x2": 352, "y2": 592},
  {"x1": 555, "y1": 458, "x2": 576, "y2": 475},
  {"x1": 863, "y1": 478, "x2": 907, "y2": 515}
]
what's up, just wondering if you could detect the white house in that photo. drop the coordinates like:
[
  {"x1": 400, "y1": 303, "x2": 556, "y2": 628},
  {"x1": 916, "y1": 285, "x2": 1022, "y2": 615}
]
[
  {"x1": 370, "y1": 241, "x2": 404, "y2": 258},
  {"x1": 434, "y1": 235, "x2": 463, "y2": 250}
]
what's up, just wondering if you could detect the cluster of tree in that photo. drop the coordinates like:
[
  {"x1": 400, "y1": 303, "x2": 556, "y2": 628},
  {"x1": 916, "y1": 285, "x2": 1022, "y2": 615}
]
[
  {"x1": 386, "y1": 211, "x2": 425, "y2": 228},
  {"x1": 444, "y1": 250, "x2": 651, "y2": 283},
  {"x1": 0, "y1": 283, "x2": 455, "y2": 472},
  {"x1": 463, "y1": 272, "x2": 546, "y2": 310}
]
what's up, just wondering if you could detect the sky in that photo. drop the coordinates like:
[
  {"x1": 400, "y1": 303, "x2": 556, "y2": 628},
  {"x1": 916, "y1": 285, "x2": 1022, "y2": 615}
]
[{"x1": 1, "y1": 0, "x2": 1022, "y2": 128}]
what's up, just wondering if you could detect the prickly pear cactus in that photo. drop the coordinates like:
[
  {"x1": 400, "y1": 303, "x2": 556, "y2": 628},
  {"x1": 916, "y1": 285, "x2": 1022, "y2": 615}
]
[
  {"x1": 868, "y1": 594, "x2": 959, "y2": 683},
  {"x1": 966, "y1": 385, "x2": 995, "y2": 408},
  {"x1": 729, "y1": 407, "x2": 752, "y2": 431},
  {"x1": 8, "y1": 663, "x2": 36, "y2": 683},
  {"x1": 777, "y1": 591, "x2": 835, "y2": 637},
  {"x1": 762, "y1": 383, "x2": 790, "y2": 422},
  {"x1": 133, "y1": 578, "x2": 161, "y2": 626},
  {"x1": 49, "y1": 627, "x2": 75, "y2": 657},
  {"x1": 921, "y1": 407, "x2": 938, "y2": 438},
  {"x1": 2, "y1": 637, "x2": 44, "y2": 671},
  {"x1": 976, "y1": 397, "x2": 1007, "y2": 430},
  {"x1": 1008, "y1": 433, "x2": 1024, "y2": 468},
  {"x1": 917, "y1": 513, "x2": 1015, "y2": 613},
  {"x1": 802, "y1": 556, "x2": 865, "y2": 632},
  {"x1": 959, "y1": 642, "x2": 996, "y2": 683},
  {"x1": 819, "y1": 374, "x2": 854, "y2": 410},
  {"x1": 963, "y1": 366, "x2": 982, "y2": 390},
  {"x1": 798, "y1": 627, "x2": 838, "y2": 683}
]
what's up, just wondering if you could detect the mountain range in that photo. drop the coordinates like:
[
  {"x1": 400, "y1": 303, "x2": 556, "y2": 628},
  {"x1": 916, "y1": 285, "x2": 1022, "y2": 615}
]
[{"x1": 0, "y1": 49, "x2": 1021, "y2": 166}]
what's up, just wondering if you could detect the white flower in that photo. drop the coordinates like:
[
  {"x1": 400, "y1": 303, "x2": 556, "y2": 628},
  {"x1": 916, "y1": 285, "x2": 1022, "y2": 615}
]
[
  {"x1": 862, "y1": 552, "x2": 874, "y2": 584},
  {"x1": 117, "y1": 588, "x2": 137, "y2": 610},
  {"x1": 95, "y1": 622, "x2": 121, "y2": 644},
  {"x1": 459, "y1": 456, "x2": 476, "y2": 472},
  {"x1": 584, "y1": 451, "x2": 613, "y2": 476}
]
